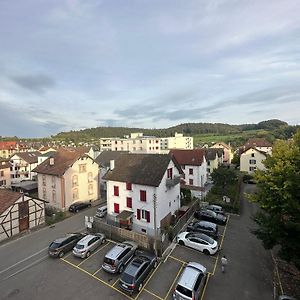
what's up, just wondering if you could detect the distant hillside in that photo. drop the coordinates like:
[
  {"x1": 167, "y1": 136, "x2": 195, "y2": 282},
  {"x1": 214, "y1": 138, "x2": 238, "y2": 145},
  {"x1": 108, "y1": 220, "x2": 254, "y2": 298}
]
[{"x1": 52, "y1": 119, "x2": 295, "y2": 145}]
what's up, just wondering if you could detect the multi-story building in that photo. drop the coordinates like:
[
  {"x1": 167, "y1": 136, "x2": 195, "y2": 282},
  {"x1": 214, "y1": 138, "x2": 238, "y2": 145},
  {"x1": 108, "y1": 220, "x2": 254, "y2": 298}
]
[
  {"x1": 104, "y1": 153, "x2": 182, "y2": 236},
  {"x1": 0, "y1": 159, "x2": 12, "y2": 187},
  {"x1": 211, "y1": 142, "x2": 233, "y2": 164},
  {"x1": 204, "y1": 148, "x2": 224, "y2": 174},
  {"x1": 240, "y1": 147, "x2": 267, "y2": 174},
  {"x1": 33, "y1": 148, "x2": 99, "y2": 211}
]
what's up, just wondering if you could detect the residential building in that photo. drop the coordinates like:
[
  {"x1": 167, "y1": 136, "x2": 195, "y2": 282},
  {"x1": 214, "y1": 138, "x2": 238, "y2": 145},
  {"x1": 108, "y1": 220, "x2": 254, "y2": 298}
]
[
  {"x1": 33, "y1": 148, "x2": 99, "y2": 210},
  {"x1": 211, "y1": 142, "x2": 233, "y2": 164},
  {"x1": 0, "y1": 159, "x2": 12, "y2": 187},
  {"x1": 10, "y1": 151, "x2": 41, "y2": 184},
  {"x1": 0, "y1": 141, "x2": 17, "y2": 159},
  {"x1": 169, "y1": 149, "x2": 207, "y2": 198},
  {"x1": 240, "y1": 147, "x2": 267, "y2": 174},
  {"x1": 104, "y1": 153, "x2": 182, "y2": 236},
  {"x1": 240, "y1": 138, "x2": 272, "y2": 154},
  {"x1": 0, "y1": 189, "x2": 46, "y2": 241},
  {"x1": 204, "y1": 148, "x2": 224, "y2": 174},
  {"x1": 161, "y1": 133, "x2": 193, "y2": 150}
]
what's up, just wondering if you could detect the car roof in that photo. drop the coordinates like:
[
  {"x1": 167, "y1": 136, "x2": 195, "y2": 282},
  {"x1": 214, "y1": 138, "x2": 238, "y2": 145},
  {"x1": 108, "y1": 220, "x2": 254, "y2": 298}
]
[
  {"x1": 77, "y1": 234, "x2": 96, "y2": 245},
  {"x1": 53, "y1": 237, "x2": 68, "y2": 244},
  {"x1": 105, "y1": 243, "x2": 129, "y2": 259},
  {"x1": 177, "y1": 263, "x2": 204, "y2": 290},
  {"x1": 198, "y1": 221, "x2": 217, "y2": 229},
  {"x1": 124, "y1": 257, "x2": 147, "y2": 276},
  {"x1": 208, "y1": 204, "x2": 222, "y2": 209}
]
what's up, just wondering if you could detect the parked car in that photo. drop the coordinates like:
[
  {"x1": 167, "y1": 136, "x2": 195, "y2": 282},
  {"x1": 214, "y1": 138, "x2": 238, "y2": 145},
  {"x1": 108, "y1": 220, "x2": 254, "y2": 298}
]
[
  {"x1": 72, "y1": 233, "x2": 106, "y2": 258},
  {"x1": 173, "y1": 262, "x2": 207, "y2": 300},
  {"x1": 278, "y1": 296, "x2": 297, "y2": 300},
  {"x1": 102, "y1": 241, "x2": 138, "y2": 274},
  {"x1": 177, "y1": 232, "x2": 218, "y2": 255},
  {"x1": 48, "y1": 233, "x2": 85, "y2": 258},
  {"x1": 95, "y1": 205, "x2": 107, "y2": 218},
  {"x1": 119, "y1": 251, "x2": 157, "y2": 294},
  {"x1": 206, "y1": 204, "x2": 225, "y2": 215},
  {"x1": 187, "y1": 220, "x2": 219, "y2": 240},
  {"x1": 194, "y1": 209, "x2": 227, "y2": 225},
  {"x1": 69, "y1": 201, "x2": 91, "y2": 213}
]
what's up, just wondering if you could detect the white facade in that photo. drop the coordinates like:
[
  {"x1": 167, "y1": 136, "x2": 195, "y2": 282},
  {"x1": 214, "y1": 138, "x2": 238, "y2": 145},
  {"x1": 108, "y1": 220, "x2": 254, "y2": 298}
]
[
  {"x1": 182, "y1": 158, "x2": 208, "y2": 188},
  {"x1": 106, "y1": 160, "x2": 181, "y2": 236},
  {"x1": 161, "y1": 133, "x2": 193, "y2": 150},
  {"x1": 240, "y1": 148, "x2": 267, "y2": 174}
]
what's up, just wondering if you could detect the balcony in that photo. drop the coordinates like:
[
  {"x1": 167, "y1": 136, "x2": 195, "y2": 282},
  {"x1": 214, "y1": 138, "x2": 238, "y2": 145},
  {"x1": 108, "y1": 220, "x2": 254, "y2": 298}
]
[{"x1": 166, "y1": 175, "x2": 180, "y2": 188}]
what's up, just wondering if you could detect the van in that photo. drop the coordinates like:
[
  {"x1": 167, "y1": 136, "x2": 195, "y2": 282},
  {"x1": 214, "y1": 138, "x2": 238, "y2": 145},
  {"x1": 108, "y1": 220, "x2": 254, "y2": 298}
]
[{"x1": 95, "y1": 206, "x2": 107, "y2": 218}]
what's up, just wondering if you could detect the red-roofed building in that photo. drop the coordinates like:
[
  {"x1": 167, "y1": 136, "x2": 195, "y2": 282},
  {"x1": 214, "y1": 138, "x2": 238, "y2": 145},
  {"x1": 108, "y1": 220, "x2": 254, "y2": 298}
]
[
  {"x1": 0, "y1": 159, "x2": 12, "y2": 187},
  {"x1": 0, "y1": 141, "x2": 17, "y2": 159}
]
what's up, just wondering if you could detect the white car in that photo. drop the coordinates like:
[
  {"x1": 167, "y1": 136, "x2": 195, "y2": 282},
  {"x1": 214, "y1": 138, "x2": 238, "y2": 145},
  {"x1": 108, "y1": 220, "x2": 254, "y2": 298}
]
[{"x1": 177, "y1": 232, "x2": 218, "y2": 255}]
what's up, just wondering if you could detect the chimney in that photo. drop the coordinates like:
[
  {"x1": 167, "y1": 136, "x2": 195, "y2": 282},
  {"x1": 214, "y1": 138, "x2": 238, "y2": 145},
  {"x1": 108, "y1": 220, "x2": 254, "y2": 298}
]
[
  {"x1": 49, "y1": 157, "x2": 54, "y2": 165},
  {"x1": 110, "y1": 160, "x2": 115, "y2": 170}
]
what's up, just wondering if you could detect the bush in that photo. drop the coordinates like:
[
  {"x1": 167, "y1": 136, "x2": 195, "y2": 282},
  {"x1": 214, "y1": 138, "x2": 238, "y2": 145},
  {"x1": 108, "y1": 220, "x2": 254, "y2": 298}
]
[{"x1": 45, "y1": 206, "x2": 67, "y2": 225}]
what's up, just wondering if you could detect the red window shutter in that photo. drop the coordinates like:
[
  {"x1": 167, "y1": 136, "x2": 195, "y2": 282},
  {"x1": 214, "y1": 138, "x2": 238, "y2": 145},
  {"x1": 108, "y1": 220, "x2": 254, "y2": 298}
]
[
  {"x1": 126, "y1": 197, "x2": 132, "y2": 208},
  {"x1": 114, "y1": 203, "x2": 119, "y2": 213},
  {"x1": 140, "y1": 190, "x2": 146, "y2": 202},
  {"x1": 137, "y1": 209, "x2": 141, "y2": 220},
  {"x1": 126, "y1": 182, "x2": 132, "y2": 190},
  {"x1": 146, "y1": 211, "x2": 150, "y2": 223},
  {"x1": 114, "y1": 186, "x2": 119, "y2": 196}
]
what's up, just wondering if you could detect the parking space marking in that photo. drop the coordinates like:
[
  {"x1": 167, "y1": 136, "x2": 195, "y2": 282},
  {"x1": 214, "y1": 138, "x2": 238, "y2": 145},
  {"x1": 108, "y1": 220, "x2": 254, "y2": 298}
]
[
  {"x1": 134, "y1": 261, "x2": 162, "y2": 300},
  {"x1": 169, "y1": 255, "x2": 187, "y2": 265},
  {"x1": 112, "y1": 278, "x2": 119, "y2": 287},
  {"x1": 60, "y1": 257, "x2": 132, "y2": 300},
  {"x1": 143, "y1": 288, "x2": 164, "y2": 300},
  {"x1": 93, "y1": 267, "x2": 102, "y2": 276},
  {"x1": 77, "y1": 241, "x2": 110, "y2": 267},
  {"x1": 200, "y1": 273, "x2": 210, "y2": 300},
  {"x1": 163, "y1": 263, "x2": 184, "y2": 300},
  {"x1": 176, "y1": 244, "x2": 218, "y2": 261}
]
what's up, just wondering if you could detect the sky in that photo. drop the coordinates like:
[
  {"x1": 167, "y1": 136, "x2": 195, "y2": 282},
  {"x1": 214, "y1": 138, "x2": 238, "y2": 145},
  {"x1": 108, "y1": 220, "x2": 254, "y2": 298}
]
[{"x1": 0, "y1": 0, "x2": 300, "y2": 137}]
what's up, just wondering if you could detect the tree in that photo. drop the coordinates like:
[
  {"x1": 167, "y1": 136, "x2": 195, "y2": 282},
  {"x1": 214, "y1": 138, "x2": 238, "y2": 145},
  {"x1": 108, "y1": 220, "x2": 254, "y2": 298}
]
[
  {"x1": 251, "y1": 129, "x2": 300, "y2": 268},
  {"x1": 211, "y1": 167, "x2": 237, "y2": 194}
]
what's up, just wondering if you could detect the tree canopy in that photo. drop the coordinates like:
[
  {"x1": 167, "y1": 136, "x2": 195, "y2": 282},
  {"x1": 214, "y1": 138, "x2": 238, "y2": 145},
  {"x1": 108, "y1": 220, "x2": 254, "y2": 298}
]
[{"x1": 252, "y1": 129, "x2": 300, "y2": 268}]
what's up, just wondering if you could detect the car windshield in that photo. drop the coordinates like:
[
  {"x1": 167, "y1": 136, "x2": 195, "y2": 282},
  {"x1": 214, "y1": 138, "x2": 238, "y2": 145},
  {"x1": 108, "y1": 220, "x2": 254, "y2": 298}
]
[
  {"x1": 121, "y1": 272, "x2": 135, "y2": 284},
  {"x1": 200, "y1": 234, "x2": 214, "y2": 244},
  {"x1": 176, "y1": 284, "x2": 193, "y2": 298},
  {"x1": 75, "y1": 244, "x2": 85, "y2": 249},
  {"x1": 49, "y1": 242, "x2": 61, "y2": 249},
  {"x1": 104, "y1": 257, "x2": 115, "y2": 265}
]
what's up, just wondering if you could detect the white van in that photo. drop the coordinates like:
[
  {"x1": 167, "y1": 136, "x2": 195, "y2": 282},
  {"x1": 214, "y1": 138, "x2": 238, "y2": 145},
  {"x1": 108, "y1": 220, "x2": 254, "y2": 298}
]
[{"x1": 95, "y1": 206, "x2": 107, "y2": 218}]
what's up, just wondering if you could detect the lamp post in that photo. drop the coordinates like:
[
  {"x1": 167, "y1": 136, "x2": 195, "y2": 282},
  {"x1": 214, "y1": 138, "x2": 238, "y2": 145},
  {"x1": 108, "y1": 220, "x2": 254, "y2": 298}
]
[{"x1": 153, "y1": 192, "x2": 158, "y2": 256}]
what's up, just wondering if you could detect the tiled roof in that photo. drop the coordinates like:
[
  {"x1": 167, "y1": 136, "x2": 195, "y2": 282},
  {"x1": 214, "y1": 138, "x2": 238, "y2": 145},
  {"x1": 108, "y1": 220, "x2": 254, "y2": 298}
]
[
  {"x1": 0, "y1": 159, "x2": 11, "y2": 169},
  {"x1": 212, "y1": 142, "x2": 231, "y2": 149},
  {"x1": 104, "y1": 153, "x2": 181, "y2": 187},
  {"x1": 244, "y1": 138, "x2": 272, "y2": 148},
  {"x1": 204, "y1": 148, "x2": 224, "y2": 160},
  {"x1": 169, "y1": 149, "x2": 206, "y2": 166},
  {"x1": 0, "y1": 189, "x2": 22, "y2": 215},
  {"x1": 95, "y1": 151, "x2": 128, "y2": 168},
  {"x1": 0, "y1": 141, "x2": 17, "y2": 150},
  {"x1": 13, "y1": 151, "x2": 41, "y2": 164},
  {"x1": 33, "y1": 148, "x2": 94, "y2": 176}
]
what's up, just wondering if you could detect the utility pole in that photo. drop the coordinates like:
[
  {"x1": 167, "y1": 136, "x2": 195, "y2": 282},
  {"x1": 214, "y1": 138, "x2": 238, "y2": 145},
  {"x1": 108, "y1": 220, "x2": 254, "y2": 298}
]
[{"x1": 153, "y1": 192, "x2": 158, "y2": 256}]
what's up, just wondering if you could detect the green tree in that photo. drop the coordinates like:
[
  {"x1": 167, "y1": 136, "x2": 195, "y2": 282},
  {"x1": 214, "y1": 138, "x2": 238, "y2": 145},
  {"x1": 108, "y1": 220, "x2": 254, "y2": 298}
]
[
  {"x1": 211, "y1": 167, "x2": 237, "y2": 194},
  {"x1": 251, "y1": 129, "x2": 300, "y2": 268}
]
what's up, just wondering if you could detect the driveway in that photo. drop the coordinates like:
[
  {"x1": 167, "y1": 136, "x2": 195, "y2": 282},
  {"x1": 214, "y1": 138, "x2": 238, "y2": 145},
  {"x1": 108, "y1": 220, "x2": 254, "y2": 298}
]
[{"x1": 204, "y1": 183, "x2": 274, "y2": 300}]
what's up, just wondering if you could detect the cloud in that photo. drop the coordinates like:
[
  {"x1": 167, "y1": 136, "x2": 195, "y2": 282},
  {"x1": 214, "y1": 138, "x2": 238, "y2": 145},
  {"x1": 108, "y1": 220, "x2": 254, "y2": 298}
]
[{"x1": 10, "y1": 73, "x2": 56, "y2": 94}]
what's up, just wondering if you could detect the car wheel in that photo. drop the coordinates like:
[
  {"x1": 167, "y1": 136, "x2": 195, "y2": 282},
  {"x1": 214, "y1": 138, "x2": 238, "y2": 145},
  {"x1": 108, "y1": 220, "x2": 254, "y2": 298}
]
[
  {"x1": 119, "y1": 265, "x2": 124, "y2": 273},
  {"x1": 86, "y1": 251, "x2": 91, "y2": 258},
  {"x1": 75, "y1": 209, "x2": 79, "y2": 213},
  {"x1": 138, "y1": 283, "x2": 143, "y2": 292},
  {"x1": 59, "y1": 251, "x2": 64, "y2": 258},
  {"x1": 203, "y1": 249, "x2": 210, "y2": 255},
  {"x1": 178, "y1": 240, "x2": 185, "y2": 246}
]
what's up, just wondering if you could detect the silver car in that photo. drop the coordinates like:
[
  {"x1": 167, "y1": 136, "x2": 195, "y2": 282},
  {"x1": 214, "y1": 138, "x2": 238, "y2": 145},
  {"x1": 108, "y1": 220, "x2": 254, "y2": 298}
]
[
  {"x1": 72, "y1": 233, "x2": 106, "y2": 258},
  {"x1": 173, "y1": 262, "x2": 207, "y2": 300}
]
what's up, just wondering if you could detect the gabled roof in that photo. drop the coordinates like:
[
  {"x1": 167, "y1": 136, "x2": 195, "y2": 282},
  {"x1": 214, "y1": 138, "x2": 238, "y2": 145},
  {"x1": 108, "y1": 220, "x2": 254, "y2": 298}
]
[
  {"x1": 212, "y1": 142, "x2": 231, "y2": 150},
  {"x1": 0, "y1": 159, "x2": 12, "y2": 169},
  {"x1": 169, "y1": 149, "x2": 206, "y2": 166},
  {"x1": 95, "y1": 151, "x2": 128, "y2": 168},
  {"x1": 0, "y1": 189, "x2": 22, "y2": 215},
  {"x1": 104, "y1": 153, "x2": 181, "y2": 187},
  {"x1": 204, "y1": 148, "x2": 224, "y2": 160},
  {"x1": 0, "y1": 141, "x2": 17, "y2": 150},
  {"x1": 33, "y1": 148, "x2": 95, "y2": 176},
  {"x1": 241, "y1": 147, "x2": 268, "y2": 156},
  {"x1": 244, "y1": 138, "x2": 272, "y2": 148},
  {"x1": 13, "y1": 151, "x2": 41, "y2": 164}
]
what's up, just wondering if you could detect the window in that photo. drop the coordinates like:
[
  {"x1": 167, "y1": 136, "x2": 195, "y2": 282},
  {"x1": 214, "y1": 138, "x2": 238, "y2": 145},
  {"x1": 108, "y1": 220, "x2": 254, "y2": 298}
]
[
  {"x1": 52, "y1": 190, "x2": 56, "y2": 202},
  {"x1": 126, "y1": 182, "x2": 132, "y2": 190},
  {"x1": 251, "y1": 153, "x2": 255, "y2": 157},
  {"x1": 182, "y1": 165, "x2": 185, "y2": 169},
  {"x1": 0, "y1": 171, "x2": 4, "y2": 177},
  {"x1": 114, "y1": 186, "x2": 119, "y2": 196},
  {"x1": 79, "y1": 164, "x2": 86, "y2": 173},
  {"x1": 88, "y1": 184, "x2": 93, "y2": 195},
  {"x1": 43, "y1": 187, "x2": 46, "y2": 199},
  {"x1": 88, "y1": 172, "x2": 93, "y2": 182},
  {"x1": 249, "y1": 159, "x2": 256, "y2": 165},
  {"x1": 114, "y1": 203, "x2": 119, "y2": 213},
  {"x1": 42, "y1": 175, "x2": 46, "y2": 186},
  {"x1": 249, "y1": 166, "x2": 256, "y2": 172},
  {"x1": 167, "y1": 168, "x2": 173, "y2": 179},
  {"x1": 126, "y1": 197, "x2": 132, "y2": 208},
  {"x1": 73, "y1": 188, "x2": 79, "y2": 200},
  {"x1": 140, "y1": 190, "x2": 146, "y2": 202},
  {"x1": 189, "y1": 179, "x2": 193, "y2": 185},
  {"x1": 72, "y1": 175, "x2": 78, "y2": 187},
  {"x1": 52, "y1": 176, "x2": 56, "y2": 188},
  {"x1": 189, "y1": 168, "x2": 193, "y2": 175},
  {"x1": 140, "y1": 210, "x2": 150, "y2": 222}
]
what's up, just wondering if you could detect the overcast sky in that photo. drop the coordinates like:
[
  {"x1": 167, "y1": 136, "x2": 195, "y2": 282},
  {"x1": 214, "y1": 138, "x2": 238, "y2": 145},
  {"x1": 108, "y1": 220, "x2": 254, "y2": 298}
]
[{"x1": 0, "y1": 0, "x2": 300, "y2": 137}]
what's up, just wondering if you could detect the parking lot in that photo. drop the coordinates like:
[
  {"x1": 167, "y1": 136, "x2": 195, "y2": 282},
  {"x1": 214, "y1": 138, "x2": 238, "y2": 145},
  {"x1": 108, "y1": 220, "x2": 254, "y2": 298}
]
[{"x1": 57, "y1": 217, "x2": 229, "y2": 300}]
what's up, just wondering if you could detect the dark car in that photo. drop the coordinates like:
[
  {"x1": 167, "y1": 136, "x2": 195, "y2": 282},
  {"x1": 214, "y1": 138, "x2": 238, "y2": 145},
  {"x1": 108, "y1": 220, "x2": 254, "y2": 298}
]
[
  {"x1": 194, "y1": 209, "x2": 227, "y2": 225},
  {"x1": 119, "y1": 251, "x2": 157, "y2": 295},
  {"x1": 187, "y1": 220, "x2": 219, "y2": 240},
  {"x1": 69, "y1": 201, "x2": 91, "y2": 213},
  {"x1": 48, "y1": 233, "x2": 85, "y2": 258},
  {"x1": 206, "y1": 204, "x2": 225, "y2": 215}
]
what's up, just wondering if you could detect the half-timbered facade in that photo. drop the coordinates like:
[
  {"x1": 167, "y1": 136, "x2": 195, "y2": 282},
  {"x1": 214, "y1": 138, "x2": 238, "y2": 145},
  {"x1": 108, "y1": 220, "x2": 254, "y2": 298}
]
[{"x1": 0, "y1": 189, "x2": 46, "y2": 241}]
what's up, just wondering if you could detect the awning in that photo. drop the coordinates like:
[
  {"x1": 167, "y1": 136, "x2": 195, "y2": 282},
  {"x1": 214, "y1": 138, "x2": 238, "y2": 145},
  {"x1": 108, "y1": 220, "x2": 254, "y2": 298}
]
[{"x1": 116, "y1": 210, "x2": 134, "y2": 221}]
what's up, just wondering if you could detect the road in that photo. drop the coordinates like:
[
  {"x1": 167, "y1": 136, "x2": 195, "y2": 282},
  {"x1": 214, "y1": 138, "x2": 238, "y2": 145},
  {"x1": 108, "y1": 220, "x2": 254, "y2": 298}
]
[{"x1": 204, "y1": 183, "x2": 274, "y2": 300}]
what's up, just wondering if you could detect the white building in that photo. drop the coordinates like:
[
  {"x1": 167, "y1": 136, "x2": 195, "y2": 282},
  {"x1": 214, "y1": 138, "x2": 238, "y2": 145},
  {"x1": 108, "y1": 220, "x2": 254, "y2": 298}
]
[
  {"x1": 33, "y1": 148, "x2": 99, "y2": 211},
  {"x1": 240, "y1": 147, "x2": 267, "y2": 174},
  {"x1": 104, "y1": 153, "x2": 182, "y2": 236}
]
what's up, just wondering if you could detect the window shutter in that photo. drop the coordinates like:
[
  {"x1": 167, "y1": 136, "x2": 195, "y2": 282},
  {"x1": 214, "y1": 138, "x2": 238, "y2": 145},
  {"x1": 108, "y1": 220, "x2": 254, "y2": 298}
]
[
  {"x1": 137, "y1": 209, "x2": 141, "y2": 220},
  {"x1": 146, "y1": 211, "x2": 150, "y2": 223}
]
